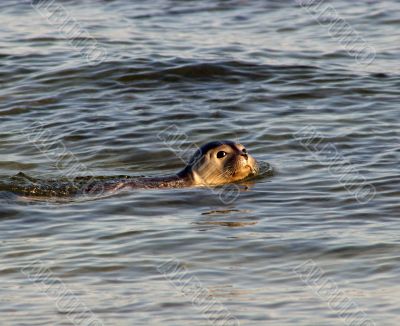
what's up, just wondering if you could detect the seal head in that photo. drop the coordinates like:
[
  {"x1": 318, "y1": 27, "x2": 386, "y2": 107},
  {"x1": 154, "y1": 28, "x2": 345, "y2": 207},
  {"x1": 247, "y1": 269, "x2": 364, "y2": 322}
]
[{"x1": 179, "y1": 140, "x2": 259, "y2": 186}]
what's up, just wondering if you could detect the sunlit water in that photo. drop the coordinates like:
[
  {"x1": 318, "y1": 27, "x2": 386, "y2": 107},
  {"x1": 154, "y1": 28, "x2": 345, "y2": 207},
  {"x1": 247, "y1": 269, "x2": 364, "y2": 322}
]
[{"x1": 0, "y1": 0, "x2": 399, "y2": 325}]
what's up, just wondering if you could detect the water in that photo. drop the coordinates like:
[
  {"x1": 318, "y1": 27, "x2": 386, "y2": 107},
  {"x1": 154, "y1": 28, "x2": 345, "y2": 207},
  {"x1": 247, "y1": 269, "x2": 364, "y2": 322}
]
[{"x1": 1, "y1": 0, "x2": 399, "y2": 325}]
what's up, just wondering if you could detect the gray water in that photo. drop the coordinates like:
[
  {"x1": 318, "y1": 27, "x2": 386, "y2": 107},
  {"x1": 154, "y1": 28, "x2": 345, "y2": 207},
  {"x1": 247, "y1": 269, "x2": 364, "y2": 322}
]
[{"x1": 1, "y1": 0, "x2": 399, "y2": 325}]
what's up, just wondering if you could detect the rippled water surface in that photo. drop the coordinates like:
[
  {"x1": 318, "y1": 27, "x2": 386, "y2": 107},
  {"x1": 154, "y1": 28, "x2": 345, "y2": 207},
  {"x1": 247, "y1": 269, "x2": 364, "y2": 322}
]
[{"x1": 1, "y1": 0, "x2": 399, "y2": 325}]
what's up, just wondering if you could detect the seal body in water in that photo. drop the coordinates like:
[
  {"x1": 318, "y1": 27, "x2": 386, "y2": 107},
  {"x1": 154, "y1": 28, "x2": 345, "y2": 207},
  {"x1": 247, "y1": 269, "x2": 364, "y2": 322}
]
[{"x1": 8, "y1": 141, "x2": 260, "y2": 198}]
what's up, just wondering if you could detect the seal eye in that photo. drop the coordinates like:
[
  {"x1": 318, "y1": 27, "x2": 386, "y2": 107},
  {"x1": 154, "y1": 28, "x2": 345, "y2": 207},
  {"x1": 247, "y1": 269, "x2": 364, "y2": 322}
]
[
  {"x1": 242, "y1": 148, "x2": 247, "y2": 153},
  {"x1": 216, "y1": 151, "x2": 227, "y2": 159}
]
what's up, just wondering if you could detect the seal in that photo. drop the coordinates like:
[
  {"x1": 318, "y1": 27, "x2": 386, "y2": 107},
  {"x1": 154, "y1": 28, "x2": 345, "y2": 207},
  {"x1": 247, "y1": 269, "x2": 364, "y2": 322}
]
[{"x1": 9, "y1": 141, "x2": 260, "y2": 198}]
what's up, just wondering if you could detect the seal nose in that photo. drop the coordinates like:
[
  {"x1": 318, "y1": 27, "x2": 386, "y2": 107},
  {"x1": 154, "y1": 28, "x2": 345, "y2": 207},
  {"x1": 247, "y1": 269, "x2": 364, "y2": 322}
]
[{"x1": 241, "y1": 152, "x2": 248, "y2": 160}]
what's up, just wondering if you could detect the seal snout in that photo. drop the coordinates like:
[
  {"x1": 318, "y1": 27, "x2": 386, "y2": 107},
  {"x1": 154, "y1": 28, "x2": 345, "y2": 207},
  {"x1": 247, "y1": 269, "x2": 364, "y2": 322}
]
[{"x1": 237, "y1": 146, "x2": 248, "y2": 160}]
